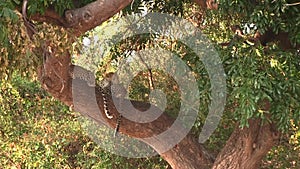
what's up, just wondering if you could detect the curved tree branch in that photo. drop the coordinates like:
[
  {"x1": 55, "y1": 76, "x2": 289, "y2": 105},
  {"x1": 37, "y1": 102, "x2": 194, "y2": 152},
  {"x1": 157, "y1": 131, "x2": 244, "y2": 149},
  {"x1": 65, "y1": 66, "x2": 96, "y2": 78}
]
[
  {"x1": 220, "y1": 25, "x2": 299, "y2": 50},
  {"x1": 21, "y1": 0, "x2": 287, "y2": 168},
  {"x1": 26, "y1": 0, "x2": 218, "y2": 37},
  {"x1": 30, "y1": 8, "x2": 66, "y2": 27},
  {"x1": 36, "y1": 50, "x2": 213, "y2": 168},
  {"x1": 28, "y1": 0, "x2": 133, "y2": 36},
  {"x1": 63, "y1": 0, "x2": 132, "y2": 36}
]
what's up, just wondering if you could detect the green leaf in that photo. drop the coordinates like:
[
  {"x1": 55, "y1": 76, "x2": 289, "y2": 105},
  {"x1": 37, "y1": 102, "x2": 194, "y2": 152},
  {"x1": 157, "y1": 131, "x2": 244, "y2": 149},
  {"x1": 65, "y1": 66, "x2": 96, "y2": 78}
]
[{"x1": 13, "y1": 0, "x2": 21, "y2": 5}]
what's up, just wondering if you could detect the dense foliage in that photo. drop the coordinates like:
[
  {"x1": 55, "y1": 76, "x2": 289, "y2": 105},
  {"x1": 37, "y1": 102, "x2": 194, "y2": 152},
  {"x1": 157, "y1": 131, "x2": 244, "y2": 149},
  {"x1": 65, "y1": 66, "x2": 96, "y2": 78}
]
[
  {"x1": 0, "y1": 74, "x2": 170, "y2": 168},
  {"x1": 0, "y1": 0, "x2": 299, "y2": 168}
]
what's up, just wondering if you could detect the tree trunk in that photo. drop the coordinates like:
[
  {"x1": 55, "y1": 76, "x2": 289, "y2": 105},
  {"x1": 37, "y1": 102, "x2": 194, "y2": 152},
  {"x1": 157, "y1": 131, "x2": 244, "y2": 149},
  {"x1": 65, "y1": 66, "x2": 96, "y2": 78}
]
[
  {"x1": 212, "y1": 119, "x2": 280, "y2": 169},
  {"x1": 38, "y1": 53, "x2": 280, "y2": 169},
  {"x1": 38, "y1": 55, "x2": 214, "y2": 168},
  {"x1": 24, "y1": 0, "x2": 282, "y2": 168}
]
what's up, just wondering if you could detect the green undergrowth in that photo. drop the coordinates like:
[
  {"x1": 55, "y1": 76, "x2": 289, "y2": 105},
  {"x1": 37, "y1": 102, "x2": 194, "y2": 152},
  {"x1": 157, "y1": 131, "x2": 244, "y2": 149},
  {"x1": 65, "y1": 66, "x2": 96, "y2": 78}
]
[{"x1": 0, "y1": 73, "x2": 169, "y2": 169}]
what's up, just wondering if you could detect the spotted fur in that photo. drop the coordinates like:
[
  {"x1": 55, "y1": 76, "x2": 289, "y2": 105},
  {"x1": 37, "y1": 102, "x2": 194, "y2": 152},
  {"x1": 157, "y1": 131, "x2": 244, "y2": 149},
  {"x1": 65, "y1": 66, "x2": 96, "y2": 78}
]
[
  {"x1": 114, "y1": 114, "x2": 122, "y2": 137},
  {"x1": 69, "y1": 65, "x2": 113, "y2": 119},
  {"x1": 100, "y1": 72, "x2": 125, "y2": 134},
  {"x1": 69, "y1": 67, "x2": 123, "y2": 131},
  {"x1": 98, "y1": 87, "x2": 113, "y2": 119},
  {"x1": 69, "y1": 65, "x2": 95, "y2": 87}
]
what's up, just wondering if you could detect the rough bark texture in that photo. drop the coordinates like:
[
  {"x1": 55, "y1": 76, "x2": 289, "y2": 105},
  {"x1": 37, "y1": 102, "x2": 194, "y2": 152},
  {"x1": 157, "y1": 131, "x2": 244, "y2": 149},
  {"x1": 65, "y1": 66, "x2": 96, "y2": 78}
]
[
  {"x1": 212, "y1": 119, "x2": 280, "y2": 169},
  {"x1": 38, "y1": 53, "x2": 281, "y2": 169},
  {"x1": 22, "y1": 0, "x2": 284, "y2": 168},
  {"x1": 30, "y1": 0, "x2": 133, "y2": 36},
  {"x1": 37, "y1": 53, "x2": 214, "y2": 168}
]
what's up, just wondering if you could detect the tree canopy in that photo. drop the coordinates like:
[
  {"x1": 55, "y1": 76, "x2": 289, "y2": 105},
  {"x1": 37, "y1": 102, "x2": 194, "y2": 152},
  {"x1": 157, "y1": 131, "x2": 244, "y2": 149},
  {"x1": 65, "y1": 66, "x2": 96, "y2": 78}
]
[{"x1": 0, "y1": 0, "x2": 299, "y2": 168}]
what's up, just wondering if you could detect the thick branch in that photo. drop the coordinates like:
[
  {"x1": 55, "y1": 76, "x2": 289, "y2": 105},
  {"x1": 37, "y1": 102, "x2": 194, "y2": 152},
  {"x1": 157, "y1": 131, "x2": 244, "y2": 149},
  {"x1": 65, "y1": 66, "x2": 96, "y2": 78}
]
[
  {"x1": 26, "y1": 0, "x2": 132, "y2": 36},
  {"x1": 30, "y1": 8, "x2": 66, "y2": 27},
  {"x1": 212, "y1": 119, "x2": 280, "y2": 169},
  {"x1": 27, "y1": 0, "x2": 221, "y2": 37},
  {"x1": 63, "y1": 0, "x2": 132, "y2": 36},
  {"x1": 37, "y1": 50, "x2": 213, "y2": 168},
  {"x1": 71, "y1": 76, "x2": 213, "y2": 168},
  {"x1": 221, "y1": 25, "x2": 299, "y2": 50}
]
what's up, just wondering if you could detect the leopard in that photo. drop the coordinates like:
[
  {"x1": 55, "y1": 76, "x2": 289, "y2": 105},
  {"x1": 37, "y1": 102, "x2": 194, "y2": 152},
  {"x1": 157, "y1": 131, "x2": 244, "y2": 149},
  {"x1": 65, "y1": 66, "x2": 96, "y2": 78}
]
[
  {"x1": 69, "y1": 66, "x2": 124, "y2": 135},
  {"x1": 100, "y1": 72, "x2": 127, "y2": 137},
  {"x1": 69, "y1": 65, "x2": 113, "y2": 119}
]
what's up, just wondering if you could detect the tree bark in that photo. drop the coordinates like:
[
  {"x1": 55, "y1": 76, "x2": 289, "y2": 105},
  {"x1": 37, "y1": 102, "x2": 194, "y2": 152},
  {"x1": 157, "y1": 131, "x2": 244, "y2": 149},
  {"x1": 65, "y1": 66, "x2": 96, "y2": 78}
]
[
  {"x1": 212, "y1": 119, "x2": 280, "y2": 169},
  {"x1": 23, "y1": 0, "x2": 283, "y2": 168},
  {"x1": 38, "y1": 46, "x2": 281, "y2": 169},
  {"x1": 37, "y1": 53, "x2": 214, "y2": 168},
  {"x1": 30, "y1": 0, "x2": 133, "y2": 36}
]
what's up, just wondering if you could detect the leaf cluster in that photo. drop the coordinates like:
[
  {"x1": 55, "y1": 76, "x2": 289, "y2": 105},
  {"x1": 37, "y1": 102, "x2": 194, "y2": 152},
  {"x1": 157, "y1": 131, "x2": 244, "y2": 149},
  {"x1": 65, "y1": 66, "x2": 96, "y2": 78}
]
[{"x1": 218, "y1": 0, "x2": 300, "y2": 44}]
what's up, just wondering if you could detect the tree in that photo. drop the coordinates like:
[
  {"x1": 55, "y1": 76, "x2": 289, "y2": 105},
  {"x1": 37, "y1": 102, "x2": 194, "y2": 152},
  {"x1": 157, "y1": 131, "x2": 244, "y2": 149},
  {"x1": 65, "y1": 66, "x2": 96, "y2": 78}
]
[{"x1": 0, "y1": 0, "x2": 299, "y2": 168}]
